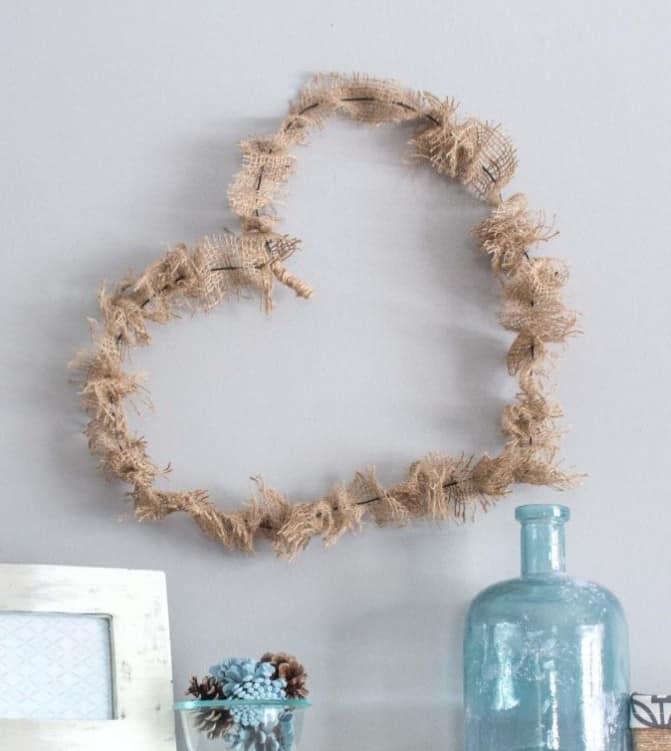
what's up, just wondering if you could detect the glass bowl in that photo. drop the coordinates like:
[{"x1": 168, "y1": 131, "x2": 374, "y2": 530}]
[{"x1": 175, "y1": 699, "x2": 311, "y2": 751}]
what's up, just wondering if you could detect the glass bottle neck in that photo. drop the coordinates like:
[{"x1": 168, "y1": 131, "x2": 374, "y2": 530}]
[{"x1": 520, "y1": 520, "x2": 566, "y2": 578}]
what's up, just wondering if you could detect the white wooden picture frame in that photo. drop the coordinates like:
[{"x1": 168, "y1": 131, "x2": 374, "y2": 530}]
[{"x1": 0, "y1": 564, "x2": 176, "y2": 750}]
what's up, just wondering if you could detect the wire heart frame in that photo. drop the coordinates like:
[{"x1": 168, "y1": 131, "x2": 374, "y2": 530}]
[{"x1": 71, "y1": 74, "x2": 578, "y2": 559}]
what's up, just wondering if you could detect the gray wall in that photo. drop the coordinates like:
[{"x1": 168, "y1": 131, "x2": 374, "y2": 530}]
[{"x1": 2, "y1": 2, "x2": 669, "y2": 748}]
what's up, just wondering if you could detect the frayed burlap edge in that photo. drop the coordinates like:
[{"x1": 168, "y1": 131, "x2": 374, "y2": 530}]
[{"x1": 70, "y1": 73, "x2": 579, "y2": 559}]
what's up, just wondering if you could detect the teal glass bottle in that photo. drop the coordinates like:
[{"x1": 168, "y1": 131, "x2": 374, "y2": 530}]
[{"x1": 463, "y1": 504, "x2": 630, "y2": 751}]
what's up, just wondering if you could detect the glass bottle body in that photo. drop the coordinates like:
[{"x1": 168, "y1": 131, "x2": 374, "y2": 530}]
[{"x1": 463, "y1": 505, "x2": 630, "y2": 751}]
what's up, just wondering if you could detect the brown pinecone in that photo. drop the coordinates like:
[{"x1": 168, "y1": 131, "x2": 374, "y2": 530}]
[
  {"x1": 261, "y1": 652, "x2": 309, "y2": 698},
  {"x1": 186, "y1": 676, "x2": 232, "y2": 740},
  {"x1": 186, "y1": 675, "x2": 224, "y2": 701},
  {"x1": 194, "y1": 706, "x2": 233, "y2": 740}
]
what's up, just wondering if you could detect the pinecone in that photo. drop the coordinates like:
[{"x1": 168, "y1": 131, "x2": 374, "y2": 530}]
[
  {"x1": 226, "y1": 714, "x2": 297, "y2": 751},
  {"x1": 186, "y1": 675, "x2": 232, "y2": 740},
  {"x1": 187, "y1": 675, "x2": 225, "y2": 701},
  {"x1": 225, "y1": 720, "x2": 283, "y2": 751},
  {"x1": 210, "y1": 658, "x2": 286, "y2": 701},
  {"x1": 260, "y1": 653, "x2": 309, "y2": 699}
]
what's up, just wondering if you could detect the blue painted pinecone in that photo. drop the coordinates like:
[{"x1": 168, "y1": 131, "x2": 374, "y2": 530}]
[
  {"x1": 224, "y1": 720, "x2": 282, "y2": 751},
  {"x1": 210, "y1": 658, "x2": 287, "y2": 702},
  {"x1": 224, "y1": 714, "x2": 295, "y2": 751}
]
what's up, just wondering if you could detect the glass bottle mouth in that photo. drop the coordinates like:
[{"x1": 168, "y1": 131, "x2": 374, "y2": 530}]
[{"x1": 515, "y1": 504, "x2": 570, "y2": 524}]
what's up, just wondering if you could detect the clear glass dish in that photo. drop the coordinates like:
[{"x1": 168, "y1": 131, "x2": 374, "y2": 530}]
[{"x1": 175, "y1": 699, "x2": 311, "y2": 751}]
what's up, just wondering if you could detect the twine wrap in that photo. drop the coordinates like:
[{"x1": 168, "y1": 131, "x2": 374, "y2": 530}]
[
  {"x1": 634, "y1": 730, "x2": 671, "y2": 751},
  {"x1": 71, "y1": 73, "x2": 578, "y2": 558}
]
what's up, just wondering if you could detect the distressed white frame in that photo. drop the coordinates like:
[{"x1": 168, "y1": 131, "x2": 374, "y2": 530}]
[{"x1": 0, "y1": 564, "x2": 176, "y2": 751}]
